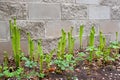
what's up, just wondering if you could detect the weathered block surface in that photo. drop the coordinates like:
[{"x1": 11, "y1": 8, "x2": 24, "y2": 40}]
[
  {"x1": 74, "y1": 35, "x2": 88, "y2": 49},
  {"x1": 0, "y1": 40, "x2": 28, "y2": 63},
  {"x1": 24, "y1": 0, "x2": 42, "y2": 2},
  {"x1": 100, "y1": 0, "x2": 120, "y2": 20},
  {"x1": 28, "y1": 3, "x2": 61, "y2": 19},
  {"x1": 0, "y1": 21, "x2": 9, "y2": 41},
  {"x1": 0, "y1": 0, "x2": 42, "y2": 2},
  {"x1": 0, "y1": 2, "x2": 27, "y2": 20},
  {"x1": 99, "y1": 20, "x2": 120, "y2": 41},
  {"x1": 0, "y1": 0, "x2": 74, "y2": 2},
  {"x1": 76, "y1": 0, "x2": 100, "y2": 5},
  {"x1": 61, "y1": 4, "x2": 87, "y2": 19},
  {"x1": 75, "y1": 20, "x2": 99, "y2": 35},
  {"x1": 42, "y1": 0, "x2": 75, "y2": 3},
  {"x1": 111, "y1": 6, "x2": 120, "y2": 20},
  {"x1": 41, "y1": 38, "x2": 59, "y2": 53},
  {"x1": 88, "y1": 6, "x2": 110, "y2": 19},
  {"x1": 100, "y1": 0, "x2": 118, "y2": 6},
  {"x1": 0, "y1": 0, "x2": 16, "y2": 2},
  {"x1": 45, "y1": 20, "x2": 75, "y2": 38},
  {"x1": 95, "y1": 34, "x2": 111, "y2": 46},
  {"x1": 17, "y1": 20, "x2": 45, "y2": 39},
  {"x1": 111, "y1": 32, "x2": 120, "y2": 41},
  {"x1": 74, "y1": 34, "x2": 111, "y2": 49},
  {"x1": 99, "y1": 20, "x2": 120, "y2": 34}
]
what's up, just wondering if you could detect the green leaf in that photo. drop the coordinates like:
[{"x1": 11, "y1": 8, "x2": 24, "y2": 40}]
[
  {"x1": 78, "y1": 52, "x2": 86, "y2": 57},
  {"x1": 105, "y1": 56, "x2": 115, "y2": 61},
  {"x1": 95, "y1": 50, "x2": 103, "y2": 58},
  {"x1": 86, "y1": 46, "x2": 97, "y2": 51},
  {"x1": 21, "y1": 56, "x2": 28, "y2": 61},
  {"x1": 0, "y1": 73, "x2": 4, "y2": 77},
  {"x1": 38, "y1": 73, "x2": 45, "y2": 78},
  {"x1": 117, "y1": 54, "x2": 120, "y2": 57}
]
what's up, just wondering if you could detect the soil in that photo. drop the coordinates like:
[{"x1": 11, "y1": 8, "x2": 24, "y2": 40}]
[
  {"x1": 43, "y1": 60, "x2": 120, "y2": 80},
  {"x1": 1, "y1": 51, "x2": 120, "y2": 80}
]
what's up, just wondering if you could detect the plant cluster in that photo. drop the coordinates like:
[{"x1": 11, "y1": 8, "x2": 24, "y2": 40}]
[
  {"x1": 0, "y1": 66, "x2": 23, "y2": 80},
  {"x1": 0, "y1": 18, "x2": 120, "y2": 79},
  {"x1": 9, "y1": 18, "x2": 21, "y2": 67},
  {"x1": 54, "y1": 54, "x2": 76, "y2": 71}
]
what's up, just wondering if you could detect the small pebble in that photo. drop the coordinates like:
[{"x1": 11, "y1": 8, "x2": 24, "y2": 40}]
[
  {"x1": 105, "y1": 74, "x2": 107, "y2": 76},
  {"x1": 112, "y1": 66, "x2": 116, "y2": 69},
  {"x1": 74, "y1": 78, "x2": 78, "y2": 80},
  {"x1": 75, "y1": 68, "x2": 80, "y2": 72},
  {"x1": 103, "y1": 69, "x2": 105, "y2": 71},
  {"x1": 83, "y1": 67, "x2": 88, "y2": 69},
  {"x1": 117, "y1": 69, "x2": 120, "y2": 71},
  {"x1": 102, "y1": 77, "x2": 105, "y2": 80},
  {"x1": 91, "y1": 78, "x2": 94, "y2": 80},
  {"x1": 60, "y1": 78, "x2": 63, "y2": 80}
]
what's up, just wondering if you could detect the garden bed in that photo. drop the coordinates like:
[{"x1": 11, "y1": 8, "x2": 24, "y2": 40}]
[
  {"x1": 0, "y1": 19, "x2": 120, "y2": 80},
  {"x1": 1, "y1": 50, "x2": 120, "y2": 80}
]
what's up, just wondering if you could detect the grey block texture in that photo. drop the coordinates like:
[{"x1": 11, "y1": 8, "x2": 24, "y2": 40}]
[
  {"x1": 28, "y1": 3, "x2": 61, "y2": 19},
  {"x1": 17, "y1": 20, "x2": 45, "y2": 39},
  {"x1": 0, "y1": 2, "x2": 27, "y2": 20},
  {"x1": 61, "y1": 4, "x2": 87, "y2": 19},
  {"x1": 0, "y1": 21, "x2": 9, "y2": 41}
]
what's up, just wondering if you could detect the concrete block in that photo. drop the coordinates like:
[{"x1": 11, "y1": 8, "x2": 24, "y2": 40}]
[
  {"x1": 41, "y1": 38, "x2": 59, "y2": 53},
  {"x1": 17, "y1": 20, "x2": 45, "y2": 39},
  {"x1": 28, "y1": 3, "x2": 61, "y2": 19},
  {"x1": 111, "y1": 5, "x2": 120, "y2": 20},
  {"x1": 74, "y1": 35, "x2": 88, "y2": 49},
  {"x1": 110, "y1": 32, "x2": 120, "y2": 41},
  {"x1": 100, "y1": 0, "x2": 120, "y2": 20},
  {"x1": 0, "y1": 21, "x2": 9, "y2": 41},
  {"x1": 88, "y1": 6, "x2": 110, "y2": 19},
  {"x1": 25, "y1": 0, "x2": 42, "y2": 2},
  {"x1": 0, "y1": 0, "x2": 41, "y2": 2},
  {"x1": 99, "y1": 20, "x2": 120, "y2": 34},
  {"x1": 76, "y1": 0, "x2": 100, "y2": 5},
  {"x1": 0, "y1": 2, "x2": 27, "y2": 20},
  {"x1": 42, "y1": 0, "x2": 75, "y2": 3},
  {"x1": 0, "y1": 40, "x2": 28, "y2": 63},
  {"x1": 61, "y1": 4, "x2": 87, "y2": 19},
  {"x1": 100, "y1": 0, "x2": 118, "y2": 6},
  {"x1": 45, "y1": 20, "x2": 76, "y2": 38},
  {"x1": 99, "y1": 20, "x2": 120, "y2": 41},
  {"x1": 0, "y1": 0, "x2": 18, "y2": 2},
  {"x1": 75, "y1": 20, "x2": 99, "y2": 35},
  {"x1": 95, "y1": 34, "x2": 111, "y2": 46},
  {"x1": 73, "y1": 34, "x2": 111, "y2": 49}
]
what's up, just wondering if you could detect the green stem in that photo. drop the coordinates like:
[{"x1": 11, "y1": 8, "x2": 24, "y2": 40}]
[
  {"x1": 116, "y1": 32, "x2": 118, "y2": 42},
  {"x1": 79, "y1": 25, "x2": 84, "y2": 49},
  {"x1": 68, "y1": 27, "x2": 75, "y2": 54},
  {"x1": 27, "y1": 32, "x2": 34, "y2": 60},
  {"x1": 9, "y1": 18, "x2": 21, "y2": 67}
]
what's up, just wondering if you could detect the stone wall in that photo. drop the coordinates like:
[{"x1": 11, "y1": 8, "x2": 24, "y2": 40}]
[{"x1": 0, "y1": 0, "x2": 120, "y2": 55}]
